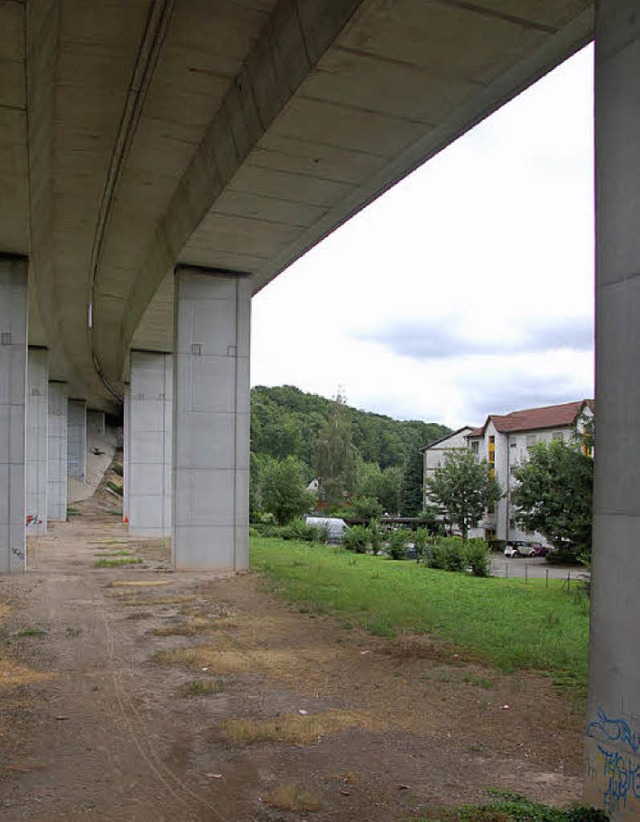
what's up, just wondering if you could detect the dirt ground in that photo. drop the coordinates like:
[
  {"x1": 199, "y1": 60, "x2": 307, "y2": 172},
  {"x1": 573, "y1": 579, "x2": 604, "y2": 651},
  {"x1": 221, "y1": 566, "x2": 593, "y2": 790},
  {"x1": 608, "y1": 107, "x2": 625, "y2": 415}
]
[{"x1": 0, "y1": 487, "x2": 585, "y2": 821}]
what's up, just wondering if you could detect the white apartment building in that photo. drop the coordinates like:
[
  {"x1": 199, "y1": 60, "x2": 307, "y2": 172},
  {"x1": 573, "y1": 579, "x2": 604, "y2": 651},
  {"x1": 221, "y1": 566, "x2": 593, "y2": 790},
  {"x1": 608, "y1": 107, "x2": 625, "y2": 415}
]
[{"x1": 423, "y1": 400, "x2": 594, "y2": 543}]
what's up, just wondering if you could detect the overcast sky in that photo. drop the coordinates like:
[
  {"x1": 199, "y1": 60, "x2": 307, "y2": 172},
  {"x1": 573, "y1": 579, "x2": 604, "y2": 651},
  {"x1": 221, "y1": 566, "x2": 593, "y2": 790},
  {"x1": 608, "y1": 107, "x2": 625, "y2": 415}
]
[{"x1": 251, "y1": 45, "x2": 594, "y2": 430}]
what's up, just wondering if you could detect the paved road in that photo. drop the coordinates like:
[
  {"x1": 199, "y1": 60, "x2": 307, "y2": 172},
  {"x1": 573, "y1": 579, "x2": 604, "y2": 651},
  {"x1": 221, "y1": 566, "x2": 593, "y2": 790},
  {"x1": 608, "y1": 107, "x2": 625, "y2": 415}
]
[{"x1": 490, "y1": 555, "x2": 589, "y2": 582}]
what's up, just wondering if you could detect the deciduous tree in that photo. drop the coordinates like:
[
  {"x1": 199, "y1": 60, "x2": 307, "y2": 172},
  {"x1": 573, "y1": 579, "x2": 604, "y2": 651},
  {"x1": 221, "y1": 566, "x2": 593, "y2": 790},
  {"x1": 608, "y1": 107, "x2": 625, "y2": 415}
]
[
  {"x1": 260, "y1": 456, "x2": 315, "y2": 525},
  {"x1": 511, "y1": 439, "x2": 593, "y2": 562},
  {"x1": 425, "y1": 450, "x2": 501, "y2": 541},
  {"x1": 316, "y1": 393, "x2": 357, "y2": 510}
]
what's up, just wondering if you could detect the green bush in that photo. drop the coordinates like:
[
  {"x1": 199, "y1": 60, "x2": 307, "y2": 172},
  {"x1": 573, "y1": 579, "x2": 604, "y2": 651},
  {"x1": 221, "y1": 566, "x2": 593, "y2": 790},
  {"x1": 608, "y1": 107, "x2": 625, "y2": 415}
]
[
  {"x1": 425, "y1": 789, "x2": 609, "y2": 821},
  {"x1": 464, "y1": 539, "x2": 491, "y2": 577},
  {"x1": 349, "y1": 495, "x2": 383, "y2": 520},
  {"x1": 386, "y1": 529, "x2": 409, "y2": 560},
  {"x1": 342, "y1": 525, "x2": 369, "y2": 553},
  {"x1": 427, "y1": 538, "x2": 466, "y2": 572},
  {"x1": 547, "y1": 548, "x2": 585, "y2": 566},
  {"x1": 112, "y1": 461, "x2": 124, "y2": 477},
  {"x1": 443, "y1": 542, "x2": 466, "y2": 572},
  {"x1": 413, "y1": 528, "x2": 430, "y2": 562},
  {"x1": 427, "y1": 543, "x2": 448, "y2": 570},
  {"x1": 279, "y1": 517, "x2": 318, "y2": 542},
  {"x1": 367, "y1": 521, "x2": 383, "y2": 555},
  {"x1": 107, "y1": 480, "x2": 123, "y2": 497}
]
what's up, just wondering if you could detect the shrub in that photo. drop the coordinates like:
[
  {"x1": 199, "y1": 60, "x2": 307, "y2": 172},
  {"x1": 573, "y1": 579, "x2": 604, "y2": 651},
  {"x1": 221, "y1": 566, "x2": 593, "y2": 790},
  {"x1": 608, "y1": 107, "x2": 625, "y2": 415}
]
[
  {"x1": 350, "y1": 495, "x2": 383, "y2": 520},
  {"x1": 279, "y1": 517, "x2": 317, "y2": 542},
  {"x1": 367, "y1": 521, "x2": 383, "y2": 555},
  {"x1": 311, "y1": 523, "x2": 330, "y2": 544},
  {"x1": 107, "y1": 480, "x2": 123, "y2": 497},
  {"x1": 547, "y1": 547, "x2": 585, "y2": 566},
  {"x1": 443, "y1": 542, "x2": 466, "y2": 572},
  {"x1": 413, "y1": 528, "x2": 430, "y2": 562},
  {"x1": 427, "y1": 538, "x2": 466, "y2": 572},
  {"x1": 342, "y1": 525, "x2": 369, "y2": 553},
  {"x1": 428, "y1": 543, "x2": 448, "y2": 570},
  {"x1": 386, "y1": 529, "x2": 409, "y2": 560},
  {"x1": 464, "y1": 539, "x2": 491, "y2": 577}
]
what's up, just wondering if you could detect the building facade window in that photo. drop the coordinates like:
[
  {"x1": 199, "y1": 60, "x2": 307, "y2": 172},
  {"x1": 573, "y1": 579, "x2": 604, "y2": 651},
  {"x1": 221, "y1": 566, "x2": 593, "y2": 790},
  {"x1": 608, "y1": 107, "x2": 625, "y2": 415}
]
[{"x1": 488, "y1": 435, "x2": 495, "y2": 478}]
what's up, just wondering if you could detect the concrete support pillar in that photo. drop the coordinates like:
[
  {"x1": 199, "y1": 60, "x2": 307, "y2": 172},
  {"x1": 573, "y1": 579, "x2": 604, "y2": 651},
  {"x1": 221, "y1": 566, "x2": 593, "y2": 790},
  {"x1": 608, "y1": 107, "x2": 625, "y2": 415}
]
[
  {"x1": 47, "y1": 382, "x2": 68, "y2": 522},
  {"x1": 0, "y1": 256, "x2": 27, "y2": 573},
  {"x1": 123, "y1": 384, "x2": 130, "y2": 524},
  {"x1": 128, "y1": 351, "x2": 172, "y2": 537},
  {"x1": 172, "y1": 267, "x2": 251, "y2": 570},
  {"x1": 585, "y1": 4, "x2": 640, "y2": 817},
  {"x1": 87, "y1": 409, "x2": 105, "y2": 439},
  {"x1": 26, "y1": 348, "x2": 48, "y2": 535},
  {"x1": 67, "y1": 400, "x2": 87, "y2": 482}
]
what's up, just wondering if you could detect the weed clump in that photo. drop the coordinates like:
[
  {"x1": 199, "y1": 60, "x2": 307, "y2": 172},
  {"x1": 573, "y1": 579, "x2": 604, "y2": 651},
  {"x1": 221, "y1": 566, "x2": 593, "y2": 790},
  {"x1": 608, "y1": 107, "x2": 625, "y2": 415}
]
[
  {"x1": 94, "y1": 557, "x2": 143, "y2": 568},
  {"x1": 179, "y1": 678, "x2": 224, "y2": 697},
  {"x1": 422, "y1": 789, "x2": 609, "y2": 821},
  {"x1": 263, "y1": 784, "x2": 322, "y2": 812}
]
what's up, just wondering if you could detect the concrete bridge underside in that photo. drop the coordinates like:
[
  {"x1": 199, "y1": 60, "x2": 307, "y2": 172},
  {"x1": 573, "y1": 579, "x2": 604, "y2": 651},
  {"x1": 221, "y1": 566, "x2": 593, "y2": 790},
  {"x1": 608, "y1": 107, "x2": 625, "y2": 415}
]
[{"x1": 1, "y1": 0, "x2": 639, "y2": 815}]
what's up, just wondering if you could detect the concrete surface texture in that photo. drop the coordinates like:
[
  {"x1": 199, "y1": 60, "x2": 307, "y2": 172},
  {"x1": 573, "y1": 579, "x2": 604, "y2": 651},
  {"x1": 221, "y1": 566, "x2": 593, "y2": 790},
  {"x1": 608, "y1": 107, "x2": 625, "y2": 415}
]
[
  {"x1": 25, "y1": 348, "x2": 48, "y2": 536},
  {"x1": 584, "y1": 3, "x2": 640, "y2": 817},
  {"x1": 66, "y1": 400, "x2": 86, "y2": 483},
  {"x1": 128, "y1": 350, "x2": 172, "y2": 537},
  {"x1": 173, "y1": 269, "x2": 251, "y2": 571},
  {"x1": 87, "y1": 409, "x2": 105, "y2": 439},
  {"x1": 0, "y1": 0, "x2": 592, "y2": 410},
  {"x1": 47, "y1": 381, "x2": 68, "y2": 522},
  {"x1": 0, "y1": 258, "x2": 27, "y2": 573}
]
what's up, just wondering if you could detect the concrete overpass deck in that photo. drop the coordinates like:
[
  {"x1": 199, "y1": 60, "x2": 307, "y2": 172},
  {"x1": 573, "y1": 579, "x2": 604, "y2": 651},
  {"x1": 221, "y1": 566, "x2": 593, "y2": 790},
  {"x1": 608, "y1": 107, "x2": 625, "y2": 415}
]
[{"x1": 2, "y1": 0, "x2": 592, "y2": 408}]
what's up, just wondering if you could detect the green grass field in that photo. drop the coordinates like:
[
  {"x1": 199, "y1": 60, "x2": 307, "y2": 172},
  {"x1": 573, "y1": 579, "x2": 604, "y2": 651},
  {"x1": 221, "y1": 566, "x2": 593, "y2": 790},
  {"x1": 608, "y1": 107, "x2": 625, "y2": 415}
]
[{"x1": 250, "y1": 536, "x2": 589, "y2": 693}]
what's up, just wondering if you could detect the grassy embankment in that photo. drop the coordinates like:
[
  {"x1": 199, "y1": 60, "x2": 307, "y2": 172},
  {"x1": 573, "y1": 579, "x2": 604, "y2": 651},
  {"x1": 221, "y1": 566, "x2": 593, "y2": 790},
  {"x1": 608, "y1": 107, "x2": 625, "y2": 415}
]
[{"x1": 250, "y1": 536, "x2": 589, "y2": 694}]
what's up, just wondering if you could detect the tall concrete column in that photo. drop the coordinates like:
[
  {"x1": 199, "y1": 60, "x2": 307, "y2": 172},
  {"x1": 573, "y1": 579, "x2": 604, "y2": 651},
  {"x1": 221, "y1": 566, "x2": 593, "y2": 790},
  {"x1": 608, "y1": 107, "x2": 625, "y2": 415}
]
[
  {"x1": 173, "y1": 267, "x2": 250, "y2": 570},
  {"x1": 128, "y1": 351, "x2": 172, "y2": 537},
  {"x1": 47, "y1": 382, "x2": 68, "y2": 522},
  {"x1": 26, "y1": 348, "x2": 48, "y2": 535},
  {"x1": 123, "y1": 383, "x2": 130, "y2": 524},
  {"x1": 87, "y1": 409, "x2": 105, "y2": 439},
  {"x1": 585, "y1": 4, "x2": 640, "y2": 817},
  {"x1": 0, "y1": 256, "x2": 27, "y2": 573},
  {"x1": 67, "y1": 400, "x2": 87, "y2": 482}
]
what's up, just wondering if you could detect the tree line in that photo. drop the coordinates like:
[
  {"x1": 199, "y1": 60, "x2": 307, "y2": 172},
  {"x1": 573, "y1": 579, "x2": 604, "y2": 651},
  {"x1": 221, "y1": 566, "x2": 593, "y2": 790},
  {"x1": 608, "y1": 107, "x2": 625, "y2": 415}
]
[{"x1": 250, "y1": 385, "x2": 450, "y2": 522}]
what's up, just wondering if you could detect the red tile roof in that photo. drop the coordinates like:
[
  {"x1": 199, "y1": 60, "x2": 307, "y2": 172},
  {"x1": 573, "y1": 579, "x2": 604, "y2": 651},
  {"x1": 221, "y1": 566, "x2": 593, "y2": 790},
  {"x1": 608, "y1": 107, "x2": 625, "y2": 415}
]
[{"x1": 467, "y1": 399, "x2": 593, "y2": 438}]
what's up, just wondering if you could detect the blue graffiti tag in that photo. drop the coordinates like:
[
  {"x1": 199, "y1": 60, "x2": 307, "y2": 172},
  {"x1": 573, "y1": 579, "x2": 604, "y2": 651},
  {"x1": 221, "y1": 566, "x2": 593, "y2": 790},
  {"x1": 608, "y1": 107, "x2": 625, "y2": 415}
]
[
  {"x1": 587, "y1": 707, "x2": 640, "y2": 756},
  {"x1": 597, "y1": 744, "x2": 640, "y2": 812}
]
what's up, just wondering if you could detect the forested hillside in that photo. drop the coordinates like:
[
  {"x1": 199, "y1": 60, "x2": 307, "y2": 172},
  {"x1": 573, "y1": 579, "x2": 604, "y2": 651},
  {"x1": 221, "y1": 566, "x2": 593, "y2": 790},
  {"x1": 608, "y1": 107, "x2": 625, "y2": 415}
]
[{"x1": 251, "y1": 385, "x2": 449, "y2": 476}]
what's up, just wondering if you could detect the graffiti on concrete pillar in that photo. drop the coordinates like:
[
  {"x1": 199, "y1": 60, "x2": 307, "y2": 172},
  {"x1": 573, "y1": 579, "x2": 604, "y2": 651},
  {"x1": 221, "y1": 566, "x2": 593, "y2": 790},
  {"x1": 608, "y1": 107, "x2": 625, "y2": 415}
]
[
  {"x1": 26, "y1": 513, "x2": 42, "y2": 527},
  {"x1": 587, "y1": 707, "x2": 640, "y2": 812}
]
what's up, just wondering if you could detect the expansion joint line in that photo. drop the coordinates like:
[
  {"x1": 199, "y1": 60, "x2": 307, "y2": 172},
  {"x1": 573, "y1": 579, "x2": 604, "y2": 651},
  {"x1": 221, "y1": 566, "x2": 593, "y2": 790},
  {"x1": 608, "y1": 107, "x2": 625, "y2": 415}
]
[{"x1": 88, "y1": 0, "x2": 176, "y2": 402}]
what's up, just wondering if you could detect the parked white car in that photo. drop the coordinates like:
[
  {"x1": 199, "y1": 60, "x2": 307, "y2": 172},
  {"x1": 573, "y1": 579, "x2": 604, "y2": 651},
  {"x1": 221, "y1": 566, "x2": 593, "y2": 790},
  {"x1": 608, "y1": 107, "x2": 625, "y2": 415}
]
[{"x1": 503, "y1": 541, "x2": 536, "y2": 558}]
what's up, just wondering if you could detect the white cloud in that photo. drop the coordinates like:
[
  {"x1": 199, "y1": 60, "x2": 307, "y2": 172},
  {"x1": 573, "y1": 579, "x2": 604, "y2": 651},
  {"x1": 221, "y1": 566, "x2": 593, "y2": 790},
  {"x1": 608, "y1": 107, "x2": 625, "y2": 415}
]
[{"x1": 251, "y1": 45, "x2": 594, "y2": 431}]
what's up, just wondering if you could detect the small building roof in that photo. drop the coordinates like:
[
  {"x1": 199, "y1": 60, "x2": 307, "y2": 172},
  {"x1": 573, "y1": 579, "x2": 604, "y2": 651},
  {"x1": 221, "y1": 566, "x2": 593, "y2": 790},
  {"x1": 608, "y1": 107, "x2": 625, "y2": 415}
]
[
  {"x1": 420, "y1": 426, "x2": 475, "y2": 451},
  {"x1": 467, "y1": 399, "x2": 594, "y2": 438}
]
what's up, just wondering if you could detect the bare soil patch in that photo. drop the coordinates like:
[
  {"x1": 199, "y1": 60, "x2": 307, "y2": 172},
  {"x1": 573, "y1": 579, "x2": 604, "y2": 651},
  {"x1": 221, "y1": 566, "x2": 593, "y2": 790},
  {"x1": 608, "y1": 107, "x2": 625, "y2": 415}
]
[{"x1": 0, "y1": 491, "x2": 585, "y2": 820}]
